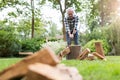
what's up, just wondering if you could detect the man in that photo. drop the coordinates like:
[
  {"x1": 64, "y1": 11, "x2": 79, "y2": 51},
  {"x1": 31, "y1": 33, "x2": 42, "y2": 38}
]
[{"x1": 64, "y1": 8, "x2": 79, "y2": 47}]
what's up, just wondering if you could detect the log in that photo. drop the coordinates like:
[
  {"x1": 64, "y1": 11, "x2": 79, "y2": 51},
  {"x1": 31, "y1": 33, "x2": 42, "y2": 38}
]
[
  {"x1": 77, "y1": 48, "x2": 90, "y2": 60},
  {"x1": 92, "y1": 52, "x2": 106, "y2": 60},
  {"x1": 58, "y1": 47, "x2": 70, "y2": 60},
  {"x1": 66, "y1": 45, "x2": 81, "y2": 60},
  {"x1": 25, "y1": 63, "x2": 82, "y2": 80},
  {"x1": 0, "y1": 47, "x2": 60, "y2": 80},
  {"x1": 95, "y1": 42, "x2": 105, "y2": 57},
  {"x1": 86, "y1": 54, "x2": 95, "y2": 60},
  {"x1": 19, "y1": 52, "x2": 33, "y2": 56}
]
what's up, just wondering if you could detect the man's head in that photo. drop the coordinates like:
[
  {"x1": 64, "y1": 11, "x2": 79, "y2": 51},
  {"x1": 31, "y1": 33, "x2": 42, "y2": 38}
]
[{"x1": 67, "y1": 8, "x2": 74, "y2": 19}]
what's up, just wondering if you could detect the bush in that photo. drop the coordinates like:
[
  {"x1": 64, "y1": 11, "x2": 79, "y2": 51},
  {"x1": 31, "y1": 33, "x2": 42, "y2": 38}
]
[
  {"x1": 80, "y1": 27, "x2": 108, "y2": 46},
  {"x1": 0, "y1": 30, "x2": 21, "y2": 57},
  {"x1": 41, "y1": 40, "x2": 67, "y2": 55},
  {"x1": 83, "y1": 39, "x2": 111, "y2": 55},
  {"x1": 21, "y1": 37, "x2": 45, "y2": 52},
  {"x1": 106, "y1": 19, "x2": 120, "y2": 55}
]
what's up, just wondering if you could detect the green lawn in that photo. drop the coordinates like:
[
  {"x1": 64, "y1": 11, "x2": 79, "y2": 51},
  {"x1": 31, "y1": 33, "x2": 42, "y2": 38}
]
[
  {"x1": 0, "y1": 56, "x2": 120, "y2": 80},
  {"x1": 0, "y1": 58, "x2": 21, "y2": 71},
  {"x1": 62, "y1": 56, "x2": 120, "y2": 80}
]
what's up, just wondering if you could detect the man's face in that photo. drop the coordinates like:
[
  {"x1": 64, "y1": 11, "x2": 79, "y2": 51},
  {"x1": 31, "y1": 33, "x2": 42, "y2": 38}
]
[{"x1": 68, "y1": 10, "x2": 74, "y2": 19}]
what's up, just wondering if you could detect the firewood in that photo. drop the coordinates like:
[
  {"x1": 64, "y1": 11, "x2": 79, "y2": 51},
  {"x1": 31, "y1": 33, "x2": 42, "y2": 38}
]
[
  {"x1": 86, "y1": 54, "x2": 95, "y2": 60},
  {"x1": 58, "y1": 47, "x2": 70, "y2": 60},
  {"x1": 92, "y1": 52, "x2": 106, "y2": 60},
  {"x1": 25, "y1": 63, "x2": 82, "y2": 80},
  {"x1": 77, "y1": 48, "x2": 90, "y2": 60},
  {"x1": 0, "y1": 47, "x2": 60, "y2": 80},
  {"x1": 19, "y1": 52, "x2": 33, "y2": 56},
  {"x1": 95, "y1": 42, "x2": 105, "y2": 57}
]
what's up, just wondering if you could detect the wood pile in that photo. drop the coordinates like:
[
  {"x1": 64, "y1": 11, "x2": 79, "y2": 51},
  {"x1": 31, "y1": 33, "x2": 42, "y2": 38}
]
[
  {"x1": 58, "y1": 42, "x2": 106, "y2": 61},
  {"x1": 0, "y1": 47, "x2": 82, "y2": 80},
  {"x1": 77, "y1": 42, "x2": 107, "y2": 61}
]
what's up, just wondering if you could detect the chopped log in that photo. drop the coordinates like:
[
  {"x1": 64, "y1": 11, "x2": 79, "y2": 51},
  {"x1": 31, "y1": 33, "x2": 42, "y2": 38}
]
[
  {"x1": 95, "y1": 42, "x2": 105, "y2": 57},
  {"x1": 0, "y1": 47, "x2": 60, "y2": 80},
  {"x1": 58, "y1": 47, "x2": 70, "y2": 60},
  {"x1": 77, "y1": 48, "x2": 90, "y2": 60},
  {"x1": 25, "y1": 63, "x2": 82, "y2": 80},
  {"x1": 86, "y1": 54, "x2": 95, "y2": 60},
  {"x1": 19, "y1": 52, "x2": 33, "y2": 56},
  {"x1": 66, "y1": 45, "x2": 81, "y2": 60},
  {"x1": 92, "y1": 52, "x2": 106, "y2": 60}
]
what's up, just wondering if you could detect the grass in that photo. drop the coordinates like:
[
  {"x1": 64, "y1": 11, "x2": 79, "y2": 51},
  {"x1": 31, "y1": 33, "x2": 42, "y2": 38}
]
[
  {"x1": 0, "y1": 58, "x2": 21, "y2": 71},
  {"x1": 0, "y1": 56, "x2": 120, "y2": 80},
  {"x1": 62, "y1": 56, "x2": 120, "y2": 80}
]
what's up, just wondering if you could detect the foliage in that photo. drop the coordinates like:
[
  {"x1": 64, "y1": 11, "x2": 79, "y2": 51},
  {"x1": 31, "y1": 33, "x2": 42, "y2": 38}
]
[
  {"x1": 86, "y1": 0, "x2": 119, "y2": 32},
  {"x1": 83, "y1": 39, "x2": 111, "y2": 55},
  {"x1": 41, "y1": 40, "x2": 67, "y2": 55},
  {"x1": 21, "y1": 37, "x2": 46, "y2": 52},
  {"x1": 106, "y1": 18, "x2": 120, "y2": 55},
  {"x1": 80, "y1": 27, "x2": 108, "y2": 46},
  {"x1": 16, "y1": 17, "x2": 46, "y2": 40},
  {"x1": 0, "y1": 30, "x2": 21, "y2": 57}
]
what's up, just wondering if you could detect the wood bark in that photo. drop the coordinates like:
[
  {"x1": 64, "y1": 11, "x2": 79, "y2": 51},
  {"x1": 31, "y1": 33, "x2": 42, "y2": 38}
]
[{"x1": 66, "y1": 45, "x2": 81, "y2": 60}]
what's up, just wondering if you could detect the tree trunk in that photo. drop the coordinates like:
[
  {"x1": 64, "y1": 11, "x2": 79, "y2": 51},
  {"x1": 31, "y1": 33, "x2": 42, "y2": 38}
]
[
  {"x1": 31, "y1": 0, "x2": 34, "y2": 38},
  {"x1": 100, "y1": 0, "x2": 104, "y2": 27},
  {"x1": 58, "y1": 0, "x2": 67, "y2": 41},
  {"x1": 62, "y1": 14, "x2": 66, "y2": 41}
]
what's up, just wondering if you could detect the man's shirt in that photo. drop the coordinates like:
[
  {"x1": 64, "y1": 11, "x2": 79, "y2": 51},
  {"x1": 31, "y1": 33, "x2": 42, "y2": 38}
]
[{"x1": 64, "y1": 15, "x2": 79, "y2": 32}]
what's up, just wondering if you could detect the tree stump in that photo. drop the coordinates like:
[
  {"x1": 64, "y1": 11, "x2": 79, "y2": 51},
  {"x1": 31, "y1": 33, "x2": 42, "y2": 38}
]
[
  {"x1": 95, "y1": 42, "x2": 105, "y2": 57},
  {"x1": 66, "y1": 45, "x2": 81, "y2": 60}
]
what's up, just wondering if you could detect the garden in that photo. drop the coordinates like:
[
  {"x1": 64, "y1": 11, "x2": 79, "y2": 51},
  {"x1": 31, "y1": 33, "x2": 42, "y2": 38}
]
[{"x1": 0, "y1": 0, "x2": 120, "y2": 80}]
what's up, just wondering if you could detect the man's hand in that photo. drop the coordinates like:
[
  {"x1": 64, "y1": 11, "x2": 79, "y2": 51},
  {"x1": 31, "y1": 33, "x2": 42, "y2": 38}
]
[
  {"x1": 73, "y1": 29, "x2": 76, "y2": 34},
  {"x1": 69, "y1": 34, "x2": 74, "y2": 39},
  {"x1": 68, "y1": 31, "x2": 74, "y2": 39}
]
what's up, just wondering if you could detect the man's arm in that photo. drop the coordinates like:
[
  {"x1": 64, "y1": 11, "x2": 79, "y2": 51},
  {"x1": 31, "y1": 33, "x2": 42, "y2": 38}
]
[
  {"x1": 73, "y1": 16, "x2": 79, "y2": 34},
  {"x1": 64, "y1": 18, "x2": 70, "y2": 35}
]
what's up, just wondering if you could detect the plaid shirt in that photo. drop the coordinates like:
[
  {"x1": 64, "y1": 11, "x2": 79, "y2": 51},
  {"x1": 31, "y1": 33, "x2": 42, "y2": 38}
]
[{"x1": 64, "y1": 15, "x2": 79, "y2": 32}]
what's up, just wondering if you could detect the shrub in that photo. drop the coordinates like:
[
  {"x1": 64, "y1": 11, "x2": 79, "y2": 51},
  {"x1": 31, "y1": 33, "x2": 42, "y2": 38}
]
[
  {"x1": 106, "y1": 19, "x2": 120, "y2": 55},
  {"x1": 0, "y1": 30, "x2": 21, "y2": 57},
  {"x1": 83, "y1": 39, "x2": 111, "y2": 55},
  {"x1": 21, "y1": 37, "x2": 45, "y2": 52},
  {"x1": 41, "y1": 40, "x2": 67, "y2": 55}
]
